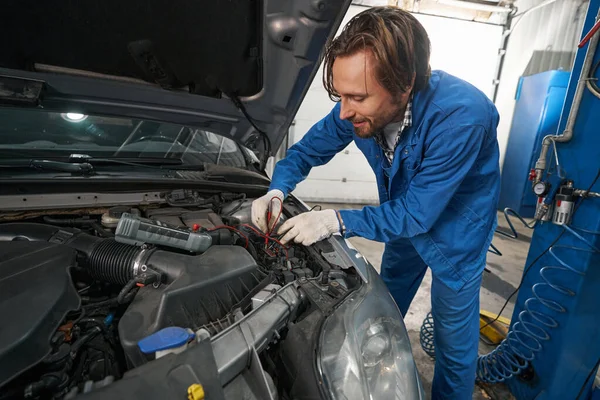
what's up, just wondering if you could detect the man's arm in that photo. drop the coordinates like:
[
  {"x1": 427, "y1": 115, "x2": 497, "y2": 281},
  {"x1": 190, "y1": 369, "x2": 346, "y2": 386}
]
[
  {"x1": 269, "y1": 103, "x2": 354, "y2": 197},
  {"x1": 338, "y1": 124, "x2": 491, "y2": 242}
]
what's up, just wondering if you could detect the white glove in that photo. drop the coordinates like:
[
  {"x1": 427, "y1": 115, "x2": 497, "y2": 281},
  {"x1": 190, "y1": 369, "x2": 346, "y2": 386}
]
[
  {"x1": 277, "y1": 209, "x2": 341, "y2": 246},
  {"x1": 251, "y1": 189, "x2": 285, "y2": 233}
]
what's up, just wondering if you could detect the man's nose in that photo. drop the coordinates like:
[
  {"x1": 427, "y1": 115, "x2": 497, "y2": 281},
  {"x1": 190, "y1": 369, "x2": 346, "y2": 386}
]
[{"x1": 339, "y1": 99, "x2": 354, "y2": 120}]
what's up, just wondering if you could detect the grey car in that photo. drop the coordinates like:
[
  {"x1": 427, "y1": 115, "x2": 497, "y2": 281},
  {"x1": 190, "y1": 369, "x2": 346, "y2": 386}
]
[{"x1": 0, "y1": 1, "x2": 424, "y2": 399}]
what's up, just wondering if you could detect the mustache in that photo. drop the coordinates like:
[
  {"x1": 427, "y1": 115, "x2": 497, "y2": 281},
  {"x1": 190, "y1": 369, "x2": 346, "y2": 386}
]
[{"x1": 349, "y1": 117, "x2": 370, "y2": 124}]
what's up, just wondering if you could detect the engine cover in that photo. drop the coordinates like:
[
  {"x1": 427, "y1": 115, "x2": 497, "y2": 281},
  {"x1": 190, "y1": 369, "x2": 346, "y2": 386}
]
[
  {"x1": 0, "y1": 241, "x2": 80, "y2": 387},
  {"x1": 118, "y1": 245, "x2": 265, "y2": 366}
]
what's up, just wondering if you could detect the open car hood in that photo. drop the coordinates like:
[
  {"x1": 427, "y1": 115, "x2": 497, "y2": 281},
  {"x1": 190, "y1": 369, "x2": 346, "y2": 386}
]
[{"x1": 0, "y1": 0, "x2": 351, "y2": 157}]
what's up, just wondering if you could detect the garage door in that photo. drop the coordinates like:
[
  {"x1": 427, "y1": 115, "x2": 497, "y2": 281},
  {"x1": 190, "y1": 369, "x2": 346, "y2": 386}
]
[{"x1": 288, "y1": 5, "x2": 503, "y2": 204}]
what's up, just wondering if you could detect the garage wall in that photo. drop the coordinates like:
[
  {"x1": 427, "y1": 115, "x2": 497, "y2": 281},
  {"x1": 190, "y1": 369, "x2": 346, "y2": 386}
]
[
  {"x1": 287, "y1": 5, "x2": 503, "y2": 203},
  {"x1": 494, "y1": 0, "x2": 589, "y2": 169}
]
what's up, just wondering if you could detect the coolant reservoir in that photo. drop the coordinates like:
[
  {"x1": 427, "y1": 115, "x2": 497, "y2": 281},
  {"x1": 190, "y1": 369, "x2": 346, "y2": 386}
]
[{"x1": 115, "y1": 213, "x2": 212, "y2": 253}]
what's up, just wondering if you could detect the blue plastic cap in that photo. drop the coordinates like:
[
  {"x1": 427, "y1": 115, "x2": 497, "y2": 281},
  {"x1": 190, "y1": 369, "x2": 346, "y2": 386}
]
[
  {"x1": 138, "y1": 327, "x2": 195, "y2": 354},
  {"x1": 103, "y1": 312, "x2": 114, "y2": 327}
]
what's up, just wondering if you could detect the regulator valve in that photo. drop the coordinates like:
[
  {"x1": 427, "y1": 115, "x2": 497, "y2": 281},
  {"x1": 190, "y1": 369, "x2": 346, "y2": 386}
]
[{"x1": 552, "y1": 181, "x2": 575, "y2": 226}]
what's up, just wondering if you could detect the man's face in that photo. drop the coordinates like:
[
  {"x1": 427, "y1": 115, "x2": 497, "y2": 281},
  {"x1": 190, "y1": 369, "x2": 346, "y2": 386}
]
[{"x1": 332, "y1": 49, "x2": 411, "y2": 138}]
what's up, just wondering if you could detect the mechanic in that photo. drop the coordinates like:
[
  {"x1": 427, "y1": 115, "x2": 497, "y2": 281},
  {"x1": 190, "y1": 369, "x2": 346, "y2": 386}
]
[{"x1": 252, "y1": 6, "x2": 500, "y2": 399}]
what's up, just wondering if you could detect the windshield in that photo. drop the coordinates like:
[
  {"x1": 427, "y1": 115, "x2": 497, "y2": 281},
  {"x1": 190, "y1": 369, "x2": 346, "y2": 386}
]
[{"x1": 0, "y1": 108, "x2": 250, "y2": 168}]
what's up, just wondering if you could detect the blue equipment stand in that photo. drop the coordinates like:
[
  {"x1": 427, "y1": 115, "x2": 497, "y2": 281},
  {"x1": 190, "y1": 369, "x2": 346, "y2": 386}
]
[
  {"x1": 477, "y1": 0, "x2": 600, "y2": 398},
  {"x1": 498, "y1": 70, "x2": 570, "y2": 218}
]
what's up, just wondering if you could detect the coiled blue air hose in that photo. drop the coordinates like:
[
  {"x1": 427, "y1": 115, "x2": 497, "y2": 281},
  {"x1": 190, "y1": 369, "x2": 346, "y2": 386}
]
[
  {"x1": 488, "y1": 208, "x2": 536, "y2": 257},
  {"x1": 476, "y1": 225, "x2": 600, "y2": 383},
  {"x1": 421, "y1": 208, "x2": 535, "y2": 356},
  {"x1": 419, "y1": 312, "x2": 436, "y2": 358}
]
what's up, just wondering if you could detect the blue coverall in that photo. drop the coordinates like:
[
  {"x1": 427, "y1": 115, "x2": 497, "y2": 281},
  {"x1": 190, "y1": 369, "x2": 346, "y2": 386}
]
[{"x1": 270, "y1": 70, "x2": 501, "y2": 399}]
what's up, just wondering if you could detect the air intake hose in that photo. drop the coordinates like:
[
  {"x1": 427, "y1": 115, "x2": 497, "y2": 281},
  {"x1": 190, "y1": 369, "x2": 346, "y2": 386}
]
[
  {"x1": 0, "y1": 223, "x2": 187, "y2": 286},
  {"x1": 85, "y1": 239, "x2": 142, "y2": 285},
  {"x1": 0, "y1": 224, "x2": 145, "y2": 285}
]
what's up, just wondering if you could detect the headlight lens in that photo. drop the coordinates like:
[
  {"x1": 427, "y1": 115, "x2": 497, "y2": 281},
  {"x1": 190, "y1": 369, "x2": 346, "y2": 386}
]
[{"x1": 318, "y1": 265, "x2": 424, "y2": 399}]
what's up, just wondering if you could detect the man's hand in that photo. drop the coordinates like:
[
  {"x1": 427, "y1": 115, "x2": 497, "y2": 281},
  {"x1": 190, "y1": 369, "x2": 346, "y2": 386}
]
[
  {"x1": 251, "y1": 190, "x2": 285, "y2": 233},
  {"x1": 277, "y1": 209, "x2": 341, "y2": 246}
]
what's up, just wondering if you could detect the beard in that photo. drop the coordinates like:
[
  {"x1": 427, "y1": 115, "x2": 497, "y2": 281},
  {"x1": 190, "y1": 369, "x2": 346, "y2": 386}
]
[
  {"x1": 350, "y1": 116, "x2": 385, "y2": 138},
  {"x1": 349, "y1": 105, "x2": 404, "y2": 138}
]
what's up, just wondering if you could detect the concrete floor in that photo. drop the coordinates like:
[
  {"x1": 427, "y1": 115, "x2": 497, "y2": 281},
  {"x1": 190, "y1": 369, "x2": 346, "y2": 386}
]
[{"x1": 313, "y1": 204, "x2": 533, "y2": 399}]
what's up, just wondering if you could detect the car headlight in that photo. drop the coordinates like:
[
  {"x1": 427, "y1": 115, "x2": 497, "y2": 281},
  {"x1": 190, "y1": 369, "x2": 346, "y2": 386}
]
[{"x1": 318, "y1": 264, "x2": 424, "y2": 400}]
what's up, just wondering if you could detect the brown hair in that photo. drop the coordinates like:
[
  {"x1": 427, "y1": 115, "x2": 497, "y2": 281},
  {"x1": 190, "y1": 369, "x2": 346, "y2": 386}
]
[{"x1": 323, "y1": 6, "x2": 431, "y2": 101}]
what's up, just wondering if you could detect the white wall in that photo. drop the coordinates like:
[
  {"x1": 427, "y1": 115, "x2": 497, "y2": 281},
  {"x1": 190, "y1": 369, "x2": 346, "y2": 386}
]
[
  {"x1": 289, "y1": 5, "x2": 503, "y2": 203},
  {"x1": 494, "y1": 0, "x2": 588, "y2": 170}
]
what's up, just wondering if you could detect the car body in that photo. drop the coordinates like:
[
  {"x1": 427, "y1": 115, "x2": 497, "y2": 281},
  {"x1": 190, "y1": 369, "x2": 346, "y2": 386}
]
[{"x1": 0, "y1": 1, "x2": 424, "y2": 399}]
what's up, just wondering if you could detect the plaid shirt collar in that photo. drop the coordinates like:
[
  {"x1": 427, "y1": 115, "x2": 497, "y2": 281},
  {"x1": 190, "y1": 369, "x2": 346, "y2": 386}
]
[{"x1": 374, "y1": 99, "x2": 413, "y2": 163}]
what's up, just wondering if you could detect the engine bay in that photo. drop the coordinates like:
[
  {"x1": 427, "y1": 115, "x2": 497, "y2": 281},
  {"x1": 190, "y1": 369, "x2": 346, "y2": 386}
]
[{"x1": 0, "y1": 190, "x2": 361, "y2": 400}]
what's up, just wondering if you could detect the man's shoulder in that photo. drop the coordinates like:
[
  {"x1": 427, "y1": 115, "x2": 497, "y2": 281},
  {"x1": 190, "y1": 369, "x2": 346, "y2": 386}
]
[{"x1": 420, "y1": 70, "x2": 498, "y2": 131}]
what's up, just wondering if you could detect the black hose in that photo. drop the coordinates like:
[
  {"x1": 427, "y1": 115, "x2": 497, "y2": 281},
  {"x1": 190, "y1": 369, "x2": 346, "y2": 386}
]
[
  {"x1": 82, "y1": 298, "x2": 119, "y2": 309},
  {"x1": 81, "y1": 287, "x2": 140, "y2": 310},
  {"x1": 68, "y1": 351, "x2": 89, "y2": 390},
  {"x1": 224, "y1": 194, "x2": 247, "y2": 215},
  {"x1": 41, "y1": 217, "x2": 114, "y2": 238},
  {"x1": 78, "y1": 318, "x2": 108, "y2": 332},
  {"x1": 86, "y1": 239, "x2": 141, "y2": 285},
  {"x1": 117, "y1": 278, "x2": 140, "y2": 304},
  {"x1": 80, "y1": 296, "x2": 111, "y2": 304},
  {"x1": 305, "y1": 246, "x2": 331, "y2": 284},
  {"x1": 85, "y1": 343, "x2": 119, "y2": 377},
  {"x1": 71, "y1": 328, "x2": 102, "y2": 354},
  {"x1": 576, "y1": 355, "x2": 600, "y2": 399},
  {"x1": 246, "y1": 241, "x2": 259, "y2": 261},
  {"x1": 82, "y1": 290, "x2": 138, "y2": 309},
  {"x1": 90, "y1": 222, "x2": 114, "y2": 238},
  {"x1": 24, "y1": 374, "x2": 62, "y2": 399},
  {"x1": 43, "y1": 216, "x2": 94, "y2": 226},
  {"x1": 166, "y1": 193, "x2": 220, "y2": 207},
  {"x1": 70, "y1": 308, "x2": 86, "y2": 324}
]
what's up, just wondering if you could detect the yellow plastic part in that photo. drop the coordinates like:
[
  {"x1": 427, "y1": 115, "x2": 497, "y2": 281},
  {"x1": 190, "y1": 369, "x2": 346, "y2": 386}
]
[
  {"x1": 479, "y1": 309, "x2": 511, "y2": 345},
  {"x1": 187, "y1": 383, "x2": 205, "y2": 400}
]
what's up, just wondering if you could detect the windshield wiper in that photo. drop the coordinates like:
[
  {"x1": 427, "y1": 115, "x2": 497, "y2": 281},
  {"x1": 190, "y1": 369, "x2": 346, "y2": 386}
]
[
  {"x1": 0, "y1": 159, "x2": 96, "y2": 175},
  {"x1": 74, "y1": 156, "x2": 202, "y2": 171},
  {"x1": 79, "y1": 157, "x2": 185, "y2": 168},
  {"x1": 0, "y1": 155, "x2": 189, "y2": 176}
]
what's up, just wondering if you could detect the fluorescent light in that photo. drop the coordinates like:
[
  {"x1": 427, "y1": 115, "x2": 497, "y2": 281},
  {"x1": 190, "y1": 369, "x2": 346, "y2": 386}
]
[{"x1": 437, "y1": 0, "x2": 512, "y2": 13}]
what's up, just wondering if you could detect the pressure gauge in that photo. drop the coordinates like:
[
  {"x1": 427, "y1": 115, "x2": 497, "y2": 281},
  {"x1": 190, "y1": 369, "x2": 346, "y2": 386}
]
[{"x1": 533, "y1": 181, "x2": 549, "y2": 196}]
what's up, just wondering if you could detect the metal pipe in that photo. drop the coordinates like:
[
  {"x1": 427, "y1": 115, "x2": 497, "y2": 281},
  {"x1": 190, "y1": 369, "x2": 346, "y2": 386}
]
[
  {"x1": 574, "y1": 189, "x2": 600, "y2": 198},
  {"x1": 492, "y1": 9, "x2": 516, "y2": 102},
  {"x1": 534, "y1": 10, "x2": 600, "y2": 183},
  {"x1": 586, "y1": 78, "x2": 600, "y2": 99}
]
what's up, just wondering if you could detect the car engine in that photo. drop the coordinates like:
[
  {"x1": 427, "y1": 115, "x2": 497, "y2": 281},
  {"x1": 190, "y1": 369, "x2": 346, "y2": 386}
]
[{"x1": 0, "y1": 191, "x2": 360, "y2": 400}]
